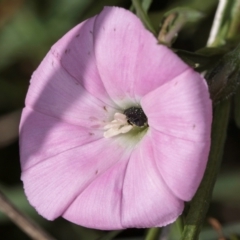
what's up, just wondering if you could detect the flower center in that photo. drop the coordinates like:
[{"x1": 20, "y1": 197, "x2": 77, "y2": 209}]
[
  {"x1": 124, "y1": 107, "x2": 147, "y2": 127},
  {"x1": 104, "y1": 107, "x2": 148, "y2": 138}
]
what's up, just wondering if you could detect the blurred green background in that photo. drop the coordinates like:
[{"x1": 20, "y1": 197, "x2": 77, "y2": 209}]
[{"x1": 0, "y1": 0, "x2": 240, "y2": 239}]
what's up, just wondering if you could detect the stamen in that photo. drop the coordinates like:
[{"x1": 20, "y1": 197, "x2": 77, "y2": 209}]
[
  {"x1": 104, "y1": 113, "x2": 133, "y2": 138},
  {"x1": 103, "y1": 107, "x2": 148, "y2": 139}
]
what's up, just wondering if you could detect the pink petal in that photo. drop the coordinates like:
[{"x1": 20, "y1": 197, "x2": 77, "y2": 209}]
[
  {"x1": 51, "y1": 17, "x2": 116, "y2": 107},
  {"x1": 21, "y1": 138, "x2": 131, "y2": 221},
  {"x1": 141, "y1": 69, "x2": 212, "y2": 142},
  {"x1": 25, "y1": 51, "x2": 118, "y2": 128},
  {"x1": 19, "y1": 107, "x2": 102, "y2": 171},
  {"x1": 93, "y1": 7, "x2": 188, "y2": 106},
  {"x1": 63, "y1": 156, "x2": 130, "y2": 230},
  {"x1": 150, "y1": 129, "x2": 210, "y2": 201},
  {"x1": 121, "y1": 134, "x2": 184, "y2": 228}
]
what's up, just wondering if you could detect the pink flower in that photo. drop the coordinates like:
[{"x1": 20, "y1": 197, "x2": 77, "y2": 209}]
[{"x1": 19, "y1": 7, "x2": 212, "y2": 230}]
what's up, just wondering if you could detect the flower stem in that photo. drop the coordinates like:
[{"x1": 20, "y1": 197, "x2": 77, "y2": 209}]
[
  {"x1": 207, "y1": 0, "x2": 228, "y2": 46},
  {"x1": 145, "y1": 227, "x2": 161, "y2": 240},
  {"x1": 181, "y1": 101, "x2": 230, "y2": 240},
  {"x1": 131, "y1": 0, "x2": 157, "y2": 36},
  {"x1": 181, "y1": 0, "x2": 240, "y2": 239},
  {"x1": 208, "y1": 0, "x2": 240, "y2": 47}
]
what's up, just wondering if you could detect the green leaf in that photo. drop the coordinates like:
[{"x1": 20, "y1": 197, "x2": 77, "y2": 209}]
[
  {"x1": 131, "y1": 0, "x2": 157, "y2": 35},
  {"x1": 175, "y1": 49, "x2": 222, "y2": 71},
  {"x1": 141, "y1": 0, "x2": 153, "y2": 12},
  {"x1": 205, "y1": 43, "x2": 240, "y2": 104}
]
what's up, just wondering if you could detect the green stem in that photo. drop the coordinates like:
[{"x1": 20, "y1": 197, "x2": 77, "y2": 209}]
[
  {"x1": 176, "y1": 215, "x2": 184, "y2": 233},
  {"x1": 181, "y1": 101, "x2": 230, "y2": 240},
  {"x1": 131, "y1": 0, "x2": 157, "y2": 36},
  {"x1": 145, "y1": 227, "x2": 161, "y2": 240},
  {"x1": 181, "y1": 0, "x2": 240, "y2": 239}
]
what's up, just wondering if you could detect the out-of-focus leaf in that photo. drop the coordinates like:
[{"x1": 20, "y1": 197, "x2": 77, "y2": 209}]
[
  {"x1": 71, "y1": 224, "x2": 105, "y2": 240},
  {"x1": 212, "y1": 172, "x2": 240, "y2": 203},
  {"x1": 200, "y1": 222, "x2": 240, "y2": 240},
  {"x1": 0, "y1": 78, "x2": 27, "y2": 110},
  {"x1": 0, "y1": 0, "x2": 130, "y2": 71},
  {"x1": 98, "y1": 230, "x2": 122, "y2": 240},
  {"x1": 205, "y1": 43, "x2": 240, "y2": 104},
  {"x1": 72, "y1": 223, "x2": 122, "y2": 240},
  {"x1": 0, "y1": 109, "x2": 21, "y2": 148},
  {"x1": 181, "y1": 0, "x2": 217, "y2": 13},
  {"x1": 0, "y1": 0, "x2": 24, "y2": 29},
  {"x1": 0, "y1": 6, "x2": 48, "y2": 70},
  {"x1": 46, "y1": 0, "x2": 94, "y2": 20},
  {"x1": 45, "y1": 0, "x2": 95, "y2": 37},
  {"x1": 234, "y1": 86, "x2": 240, "y2": 128},
  {"x1": 80, "y1": 0, "x2": 130, "y2": 20},
  {"x1": 141, "y1": 0, "x2": 152, "y2": 12}
]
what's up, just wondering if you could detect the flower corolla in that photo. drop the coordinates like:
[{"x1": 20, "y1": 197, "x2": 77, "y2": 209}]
[{"x1": 19, "y1": 7, "x2": 212, "y2": 230}]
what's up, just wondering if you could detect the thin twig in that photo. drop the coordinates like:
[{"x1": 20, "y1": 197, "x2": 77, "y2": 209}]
[
  {"x1": 0, "y1": 189, "x2": 56, "y2": 240},
  {"x1": 207, "y1": 0, "x2": 227, "y2": 46}
]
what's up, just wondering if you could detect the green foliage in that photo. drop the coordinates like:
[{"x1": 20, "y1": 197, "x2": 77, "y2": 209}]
[{"x1": 206, "y1": 44, "x2": 240, "y2": 104}]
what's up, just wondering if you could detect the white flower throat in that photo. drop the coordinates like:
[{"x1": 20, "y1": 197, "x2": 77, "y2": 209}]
[{"x1": 104, "y1": 107, "x2": 148, "y2": 138}]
